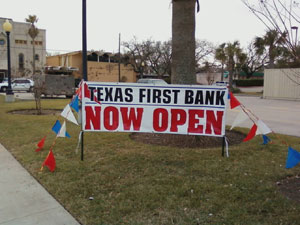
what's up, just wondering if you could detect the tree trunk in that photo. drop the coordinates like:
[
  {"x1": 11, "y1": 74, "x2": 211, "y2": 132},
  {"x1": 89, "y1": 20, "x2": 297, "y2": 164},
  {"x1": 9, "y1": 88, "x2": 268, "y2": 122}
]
[
  {"x1": 221, "y1": 64, "x2": 224, "y2": 82},
  {"x1": 171, "y1": 0, "x2": 196, "y2": 84},
  {"x1": 32, "y1": 38, "x2": 36, "y2": 75}
]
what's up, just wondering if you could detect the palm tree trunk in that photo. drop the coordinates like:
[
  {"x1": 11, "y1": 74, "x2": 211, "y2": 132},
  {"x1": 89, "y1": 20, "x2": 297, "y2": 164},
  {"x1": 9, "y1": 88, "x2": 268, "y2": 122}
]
[
  {"x1": 32, "y1": 39, "x2": 36, "y2": 75},
  {"x1": 171, "y1": 0, "x2": 196, "y2": 84}
]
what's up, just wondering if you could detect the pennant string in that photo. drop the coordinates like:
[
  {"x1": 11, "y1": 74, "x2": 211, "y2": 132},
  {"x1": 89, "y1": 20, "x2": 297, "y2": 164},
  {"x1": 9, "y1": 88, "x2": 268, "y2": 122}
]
[
  {"x1": 240, "y1": 105, "x2": 256, "y2": 124},
  {"x1": 272, "y1": 131, "x2": 289, "y2": 147},
  {"x1": 231, "y1": 97, "x2": 292, "y2": 148}
]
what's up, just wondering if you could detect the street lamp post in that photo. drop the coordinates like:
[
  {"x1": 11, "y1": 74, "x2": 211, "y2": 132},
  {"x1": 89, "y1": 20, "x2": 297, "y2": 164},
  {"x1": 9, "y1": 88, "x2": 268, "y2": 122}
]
[
  {"x1": 291, "y1": 26, "x2": 298, "y2": 47},
  {"x1": 3, "y1": 19, "x2": 14, "y2": 102}
]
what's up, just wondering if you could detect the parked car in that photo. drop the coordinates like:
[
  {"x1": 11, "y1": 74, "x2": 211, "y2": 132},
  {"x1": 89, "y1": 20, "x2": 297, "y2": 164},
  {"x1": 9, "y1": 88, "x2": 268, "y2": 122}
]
[
  {"x1": 0, "y1": 78, "x2": 8, "y2": 83},
  {"x1": 0, "y1": 78, "x2": 34, "y2": 92},
  {"x1": 137, "y1": 78, "x2": 168, "y2": 85},
  {"x1": 213, "y1": 81, "x2": 229, "y2": 88}
]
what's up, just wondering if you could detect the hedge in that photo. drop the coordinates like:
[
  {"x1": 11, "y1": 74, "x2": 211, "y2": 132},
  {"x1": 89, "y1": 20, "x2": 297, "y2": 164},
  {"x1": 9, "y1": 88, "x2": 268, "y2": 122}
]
[{"x1": 235, "y1": 79, "x2": 264, "y2": 87}]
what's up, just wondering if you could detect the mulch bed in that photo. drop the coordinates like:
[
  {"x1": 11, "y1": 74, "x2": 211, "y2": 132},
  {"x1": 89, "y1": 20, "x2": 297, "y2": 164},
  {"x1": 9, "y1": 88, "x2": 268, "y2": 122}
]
[
  {"x1": 277, "y1": 175, "x2": 300, "y2": 203},
  {"x1": 8, "y1": 109, "x2": 61, "y2": 115},
  {"x1": 130, "y1": 130, "x2": 246, "y2": 148}
]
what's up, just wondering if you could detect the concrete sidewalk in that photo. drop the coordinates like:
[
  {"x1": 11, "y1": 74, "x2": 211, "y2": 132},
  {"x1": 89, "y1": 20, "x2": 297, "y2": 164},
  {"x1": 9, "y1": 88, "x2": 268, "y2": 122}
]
[{"x1": 0, "y1": 144, "x2": 80, "y2": 225}]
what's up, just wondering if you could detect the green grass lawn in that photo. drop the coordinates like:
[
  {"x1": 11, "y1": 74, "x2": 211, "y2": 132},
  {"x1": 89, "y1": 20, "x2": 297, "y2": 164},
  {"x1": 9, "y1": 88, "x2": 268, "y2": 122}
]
[{"x1": 0, "y1": 95, "x2": 299, "y2": 225}]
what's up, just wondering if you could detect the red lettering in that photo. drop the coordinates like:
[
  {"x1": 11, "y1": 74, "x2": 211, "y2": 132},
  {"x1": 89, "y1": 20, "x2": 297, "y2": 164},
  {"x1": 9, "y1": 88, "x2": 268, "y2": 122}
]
[
  {"x1": 103, "y1": 107, "x2": 119, "y2": 130},
  {"x1": 153, "y1": 108, "x2": 168, "y2": 132},
  {"x1": 188, "y1": 109, "x2": 204, "y2": 133},
  {"x1": 120, "y1": 107, "x2": 144, "y2": 131},
  {"x1": 85, "y1": 106, "x2": 101, "y2": 130},
  {"x1": 170, "y1": 109, "x2": 186, "y2": 132},
  {"x1": 205, "y1": 110, "x2": 223, "y2": 135}
]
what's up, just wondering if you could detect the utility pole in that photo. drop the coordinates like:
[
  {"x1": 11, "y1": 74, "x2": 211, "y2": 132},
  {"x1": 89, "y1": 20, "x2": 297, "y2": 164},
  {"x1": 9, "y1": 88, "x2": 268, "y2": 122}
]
[{"x1": 118, "y1": 33, "x2": 121, "y2": 82}]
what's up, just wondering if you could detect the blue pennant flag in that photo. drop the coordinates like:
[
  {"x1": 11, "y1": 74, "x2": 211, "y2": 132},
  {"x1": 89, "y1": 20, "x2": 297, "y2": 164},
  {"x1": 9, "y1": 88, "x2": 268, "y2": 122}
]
[
  {"x1": 262, "y1": 135, "x2": 271, "y2": 145},
  {"x1": 70, "y1": 95, "x2": 79, "y2": 112},
  {"x1": 286, "y1": 147, "x2": 300, "y2": 169},
  {"x1": 51, "y1": 120, "x2": 71, "y2": 138}
]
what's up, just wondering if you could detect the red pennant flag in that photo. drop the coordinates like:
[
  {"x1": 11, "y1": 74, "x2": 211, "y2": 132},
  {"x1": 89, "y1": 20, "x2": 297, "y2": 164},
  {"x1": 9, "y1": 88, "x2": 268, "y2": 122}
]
[
  {"x1": 77, "y1": 85, "x2": 82, "y2": 100},
  {"x1": 229, "y1": 92, "x2": 241, "y2": 109},
  {"x1": 35, "y1": 136, "x2": 46, "y2": 152},
  {"x1": 84, "y1": 82, "x2": 91, "y2": 99},
  {"x1": 243, "y1": 124, "x2": 258, "y2": 142},
  {"x1": 42, "y1": 150, "x2": 56, "y2": 172}
]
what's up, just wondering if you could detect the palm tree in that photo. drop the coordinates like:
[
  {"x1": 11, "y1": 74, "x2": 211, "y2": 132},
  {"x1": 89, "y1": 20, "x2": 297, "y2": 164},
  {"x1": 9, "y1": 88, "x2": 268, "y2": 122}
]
[
  {"x1": 254, "y1": 30, "x2": 286, "y2": 68},
  {"x1": 171, "y1": 0, "x2": 196, "y2": 84},
  {"x1": 215, "y1": 43, "x2": 226, "y2": 81},
  {"x1": 25, "y1": 15, "x2": 39, "y2": 75},
  {"x1": 215, "y1": 41, "x2": 244, "y2": 90}
]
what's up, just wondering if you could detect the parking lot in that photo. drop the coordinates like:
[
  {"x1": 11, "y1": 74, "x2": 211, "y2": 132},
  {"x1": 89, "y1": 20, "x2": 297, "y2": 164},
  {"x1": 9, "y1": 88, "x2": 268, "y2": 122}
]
[{"x1": 226, "y1": 95, "x2": 300, "y2": 137}]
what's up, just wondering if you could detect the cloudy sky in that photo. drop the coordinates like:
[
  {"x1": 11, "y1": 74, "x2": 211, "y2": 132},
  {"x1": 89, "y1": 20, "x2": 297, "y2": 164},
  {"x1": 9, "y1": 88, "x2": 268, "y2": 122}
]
[{"x1": 1, "y1": 0, "x2": 266, "y2": 54}]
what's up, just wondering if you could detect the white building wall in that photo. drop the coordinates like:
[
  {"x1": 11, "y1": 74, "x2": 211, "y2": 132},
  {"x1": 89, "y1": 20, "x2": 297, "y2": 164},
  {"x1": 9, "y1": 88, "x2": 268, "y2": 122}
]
[
  {"x1": 0, "y1": 18, "x2": 46, "y2": 78},
  {"x1": 264, "y1": 68, "x2": 300, "y2": 100}
]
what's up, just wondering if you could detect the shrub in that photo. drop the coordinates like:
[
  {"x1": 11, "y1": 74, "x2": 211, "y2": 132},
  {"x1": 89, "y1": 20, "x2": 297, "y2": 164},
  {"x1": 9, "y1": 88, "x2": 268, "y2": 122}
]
[
  {"x1": 235, "y1": 79, "x2": 264, "y2": 87},
  {"x1": 231, "y1": 87, "x2": 241, "y2": 93}
]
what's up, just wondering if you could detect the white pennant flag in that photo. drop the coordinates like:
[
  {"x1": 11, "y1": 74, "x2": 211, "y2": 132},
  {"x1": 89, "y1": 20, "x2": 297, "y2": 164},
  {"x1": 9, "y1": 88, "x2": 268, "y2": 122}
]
[
  {"x1": 75, "y1": 131, "x2": 82, "y2": 154},
  {"x1": 57, "y1": 121, "x2": 67, "y2": 137},
  {"x1": 225, "y1": 137, "x2": 229, "y2": 157},
  {"x1": 230, "y1": 110, "x2": 249, "y2": 130},
  {"x1": 61, "y1": 104, "x2": 79, "y2": 125},
  {"x1": 256, "y1": 120, "x2": 272, "y2": 135}
]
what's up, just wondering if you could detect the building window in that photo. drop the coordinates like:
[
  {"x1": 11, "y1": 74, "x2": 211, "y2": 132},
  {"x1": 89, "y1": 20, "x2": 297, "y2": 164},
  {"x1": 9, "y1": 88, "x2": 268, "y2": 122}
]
[
  {"x1": 19, "y1": 53, "x2": 24, "y2": 70},
  {"x1": 0, "y1": 39, "x2": 5, "y2": 45},
  {"x1": 15, "y1": 40, "x2": 27, "y2": 44},
  {"x1": 31, "y1": 41, "x2": 42, "y2": 45},
  {"x1": 35, "y1": 54, "x2": 39, "y2": 61}
]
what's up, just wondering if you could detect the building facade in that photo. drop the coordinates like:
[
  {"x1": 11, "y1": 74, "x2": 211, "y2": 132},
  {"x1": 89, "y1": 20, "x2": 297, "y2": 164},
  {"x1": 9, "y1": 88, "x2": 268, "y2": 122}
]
[
  {"x1": 264, "y1": 68, "x2": 300, "y2": 100},
  {"x1": 46, "y1": 51, "x2": 137, "y2": 83},
  {"x1": 0, "y1": 18, "x2": 46, "y2": 81}
]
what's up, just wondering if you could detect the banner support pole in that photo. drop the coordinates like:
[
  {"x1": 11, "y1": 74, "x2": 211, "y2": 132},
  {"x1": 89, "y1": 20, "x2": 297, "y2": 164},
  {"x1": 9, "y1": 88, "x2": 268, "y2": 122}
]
[
  {"x1": 81, "y1": 131, "x2": 84, "y2": 161},
  {"x1": 222, "y1": 136, "x2": 225, "y2": 157}
]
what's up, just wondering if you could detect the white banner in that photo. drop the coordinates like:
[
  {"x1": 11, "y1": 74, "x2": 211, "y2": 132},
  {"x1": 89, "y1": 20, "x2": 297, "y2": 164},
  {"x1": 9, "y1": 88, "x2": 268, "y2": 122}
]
[{"x1": 82, "y1": 82, "x2": 228, "y2": 137}]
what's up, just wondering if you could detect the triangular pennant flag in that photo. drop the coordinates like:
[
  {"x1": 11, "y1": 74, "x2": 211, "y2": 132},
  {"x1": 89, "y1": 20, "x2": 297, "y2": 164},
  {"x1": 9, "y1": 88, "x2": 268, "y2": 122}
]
[
  {"x1": 61, "y1": 104, "x2": 79, "y2": 125},
  {"x1": 256, "y1": 120, "x2": 272, "y2": 135},
  {"x1": 77, "y1": 80, "x2": 83, "y2": 100},
  {"x1": 84, "y1": 82, "x2": 91, "y2": 99},
  {"x1": 35, "y1": 136, "x2": 46, "y2": 152},
  {"x1": 42, "y1": 150, "x2": 56, "y2": 172},
  {"x1": 243, "y1": 124, "x2": 257, "y2": 142},
  {"x1": 262, "y1": 135, "x2": 271, "y2": 145},
  {"x1": 51, "y1": 120, "x2": 71, "y2": 138},
  {"x1": 75, "y1": 131, "x2": 83, "y2": 154},
  {"x1": 70, "y1": 95, "x2": 79, "y2": 112},
  {"x1": 52, "y1": 120, "x2": 62, "y2": 134},
  {"x1": 230, "y1": 110, "x2": 249, "y2": 130},
  {"x1": 286, "y1": 147, "x2": 300, "y2": 169},
  {"x1": 57, "y1": 121, "x2": 67, "y2": 137},
  {"x1": 225, "y1": 137, "x2": 229, "y2": 157},
  {"x1": 229, "y1": 92, "x2": 241, "y2": 109}
]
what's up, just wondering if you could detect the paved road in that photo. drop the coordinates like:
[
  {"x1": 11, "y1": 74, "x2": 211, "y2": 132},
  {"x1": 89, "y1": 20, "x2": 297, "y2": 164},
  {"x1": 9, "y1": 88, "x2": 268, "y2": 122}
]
[{"x1": 226, "y1": 95, "x2": 300, "y2": 137}]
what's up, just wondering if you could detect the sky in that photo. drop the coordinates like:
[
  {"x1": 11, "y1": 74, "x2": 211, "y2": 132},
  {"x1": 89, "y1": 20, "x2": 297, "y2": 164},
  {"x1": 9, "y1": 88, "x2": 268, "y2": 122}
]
[{"x1": 0, "y1": 0, "x2": 267, "y2": 54}]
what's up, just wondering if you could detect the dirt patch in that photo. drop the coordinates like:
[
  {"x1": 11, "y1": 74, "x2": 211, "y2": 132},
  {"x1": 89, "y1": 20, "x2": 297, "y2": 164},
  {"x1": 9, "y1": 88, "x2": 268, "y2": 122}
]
[
  {"x1": 277, "y1": 175, "x2": 300, "y2": 203},
  {"x1": 8, "y1": 109, "x2": 61, "y2": 115},
  {"x1": 130, "y1": 130, "x2": 246, "y2": 148}
]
